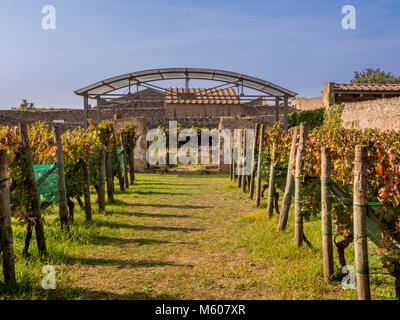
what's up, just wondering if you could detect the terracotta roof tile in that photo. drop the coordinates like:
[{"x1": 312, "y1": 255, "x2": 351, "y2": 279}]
[
  {"x1": 165, "y1": 87, "x2": 240, "y2": 105},
  {"x1": 332, "y1": 83, "x2": 400, "y2": 92}
]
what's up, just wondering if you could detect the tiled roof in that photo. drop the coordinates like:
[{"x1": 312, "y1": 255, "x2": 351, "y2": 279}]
[
  {"x1": 165, "y1": 88, "x2": 240, "y2": 105},
  {"x1": 332, "y1": 83, "x2": 400, "y2": 92}
]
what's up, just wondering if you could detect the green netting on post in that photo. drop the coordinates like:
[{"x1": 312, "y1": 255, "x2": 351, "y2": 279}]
[
  {"x1": 118, "y1": 146, "x2": 125, "y2": 171},
  {"x1": 33, "y1": 164, "x2": 59, "y2": 203}
]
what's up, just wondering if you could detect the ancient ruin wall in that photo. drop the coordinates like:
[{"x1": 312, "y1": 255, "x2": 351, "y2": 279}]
[
  {"x1": 341, "y1": 96, "x2": 400, "y2": 130},
  {"x1": 291, "y1": 97, "x2": 324, "y2": 111},
  {"x1": 218, "y1": 115, "x2": 275, "y2": 130}
]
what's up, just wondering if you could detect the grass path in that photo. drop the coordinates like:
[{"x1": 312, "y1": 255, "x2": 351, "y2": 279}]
[
  {"x1": 2, "y1": 171, "x2": 396, "y2": 299},
  {"x1": 62, "y1": 172, "x2": 264, "y2": 299}
]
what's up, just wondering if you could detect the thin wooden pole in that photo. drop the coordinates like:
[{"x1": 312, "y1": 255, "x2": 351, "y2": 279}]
[
  {"x1": 266, "y1": 143, "x2": 276, "y2": 218},
  {"x1": 353, "y1": 145, "x2": 371, "y2": 300},
  {"x1": 0, "y1": 149, "x2": 16, "y2": 284},
  {"x1": 237, "y1": 129, "x2": 242, "y2": 188},
  {"x1": 283, "y1": 94, "x2": 289, "y2": 134},
  {"x1": 255, "y1": 124, "x2": 264, "y2": 207},
  {"x1": 242, "y1": 129, "x2": 247, "y2": 193},
  {"x1": 83, "y1": 95, "x2": 88, "y2": 130},
  {"x1": 230, "y1": 134, "x2": 234, "y2": 181},
  {"x1": 321, "y1": 147, "x2": 334, "y2": 281},
  {"x1": 82, "y1": 160, "x2": 92, "y2": 221},
  {"x1": 114, "y1": 144, "x2": 125, "y2": 192},
  {"x1": 249, "y1": 124, "x2": 260, "y2": 199},
  {"x1": 20, "y1": 122, "x2": 47, "y2": 256},
  {"x1": 294, "y1": 122, "x2": 309, "y2": 247},
  {"x1": 233, "y1": 132, "x2": 237, "y2": 182},
  {"x1": 128, "y1": 147, "x2": 135, "y2": 185},
  {"x1": 274, "y1": 97, "x2": 280, "y2": 123},
  {"x1": 106, "y1": 151, "x2": 113, "y2": 201},
  {"x1": 278, "y1": 127, "x2": 299, "y2": 230},
  {"x1": 98, "y1": 149, "x2": 106, "y2": 211},
  {"x1": 53, "y1": 125, "x2": 69, "y2": 229},
  {"x1": 120, "y1": 133, "x2": 129, "y2": 189}
]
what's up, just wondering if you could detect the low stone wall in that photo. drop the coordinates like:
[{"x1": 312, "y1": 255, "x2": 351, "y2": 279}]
[
  {"x1": 0, "y1": 103, "x2": 297, "y2": 128},
  {"x1": 218, "y1": 115, "x2": 275, "y2": 130},
  {"x1": 0, "y1": 109, "x2": 84, "y2": 123},
  {"x1": 147, "y1": 117, "x2": 221, "y2": 129},
  {"x1": 241, "y1": 105, "x2": 296, "y2": 116},
  {"x1": 0, "y1": 114, "x2": 82, "y2": 132},
  {"x1": 96, "y1": 107, "x2": 165, "y2": 122},
  {"x1": 291, "y1": 97, "x2": 324, "y2": 111},
  {"x1": 341, "y1": 96, "x2": 400, "y2": 130},
  {"x1": 0, "y1": 107, "x2": 166, "y2": 126}
]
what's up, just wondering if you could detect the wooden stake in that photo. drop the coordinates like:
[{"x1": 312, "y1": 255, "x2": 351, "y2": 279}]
[
  {"x1": 20, "y1": 122, "x2": 47, "y2": 257},
  {"x1": 249, "y1": 124, "x2": 260, "y2": 199},
  {"x1": 353, "y1": 145, "x2": 371, "y2": 300},
  {"x1": 230, "y1": 134, "x2": 234, "y2": 181},
  {"x1": 242, "y1": 129, "x2": 247, "y2": 192},
  {"x1": 255, "y1": 124, "x2": 264, "y2": 207},
  {"x1": 120, "y1": 133, "x2": 129, "y2": 189},
  {"x1": 53, "y1": 125, "x2": 69, "y2": 229},
  {"x1": 278, "y1": 127, "x2": 298, "y2": 230},
  {"x1": 82, "y1": 160, "x2": 92, "y2": 221},
  {"x1": 0, "y1": 149, "x2": 16, "y2": 284},
  {"x1": 237, "y1": 130, "x2": 242, "y2": 188},
  {"x1": 266, "y1": 143, "x2": 276, "y2": 218},
  {"x1": 98, "y1": 149, "x2": 106, "y2": 211},
  {"x1": 294, "y1": 122, "x2": 309, "y2": 247},
  {"x1": 321, "y1": 147, "x2": 334, "y2": 281},
  {"x1": 128, "y1": 146, "x2": 135, "y2": 185},
  {"x1": 105, "y1": 151, "x2": 113, "y2": 201},
  {"x1": 233, "y1": 132, "x2": 237, "y2": 182}
]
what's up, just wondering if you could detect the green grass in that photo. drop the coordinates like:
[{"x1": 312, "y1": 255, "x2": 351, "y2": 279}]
[{"x1": 0, "y1": 171, "x2": 396, "y2": 299}]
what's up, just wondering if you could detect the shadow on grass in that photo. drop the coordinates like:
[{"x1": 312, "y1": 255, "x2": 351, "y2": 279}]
[
  {"x1": 133, "y1": 203, "x2": 211, "y2": 209},
  {"x1": 164, "y1": 171, "x2": 220, "y2": 176},
  {"x1": 65, "y1": 256, "x2": 193, "y2": 269},
  {"x1": 134, "y1": 191, "x2": 189, "y2": 196},
  {"x1": 89, "y1": 235, "x2": 197, "y2": 246},
  {"x1": 120, "y1": 212, "x2": 191, "y2": 218},
  {"x1": 95, "y1": 220, "x2": 203, "y2": 232},
  {"x1": 0, "y1": 285, "x2": 182, "y2": 300},
  {"x1": 48, "y1": 287, "x2": 182, "y2": 300},
  {"x1": 136, "y1": 182, "x2": 202, "y2": 186},
  {"x1": 106, "y1": 199, "x2": 132, "y2": 207}
]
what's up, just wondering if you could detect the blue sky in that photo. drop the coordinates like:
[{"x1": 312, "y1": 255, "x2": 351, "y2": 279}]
[{"x1": 1, "y1": 0, "x2": 399, "y2": 109}]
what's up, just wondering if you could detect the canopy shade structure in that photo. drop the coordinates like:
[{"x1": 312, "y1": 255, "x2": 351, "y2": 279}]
[
  {"x1": 75, "y1": 68, "x2": 297, "y2": 99},
  {"x1": 75, "y1": 68, "x2": 297, "y2": 133}
]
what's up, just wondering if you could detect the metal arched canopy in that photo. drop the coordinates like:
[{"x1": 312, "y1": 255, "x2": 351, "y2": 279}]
[{"x1": 74, "y1": 68, "x2": 297, "y2": 99}]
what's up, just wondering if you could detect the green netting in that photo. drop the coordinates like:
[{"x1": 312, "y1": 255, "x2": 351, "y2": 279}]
[
  {"x1": 118, "y1": 147, "x2": 125, "y2": 171},
  {"x1": 33, "y1": 164, "x2": 59, "y2": 203}
]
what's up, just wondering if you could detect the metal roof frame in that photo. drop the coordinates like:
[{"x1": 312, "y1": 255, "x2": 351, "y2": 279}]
[{"x1": 75, "y1": 68, "x2": 297, "y2": 99}]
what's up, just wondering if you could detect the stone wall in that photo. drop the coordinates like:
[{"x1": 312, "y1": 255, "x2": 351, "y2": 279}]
[
  {"x1": 218, "y1": 115, "x2": 275, "y2": 130},
  {"x1": 242, "y1": 104, "x2": 297, "y2": 116},
  {"x1": 0, "y1": 101, "x2": 294, "y2": 129},
  {"x1": 0, "y1": 114, "x2": 82, "y2": 132},
  {"x1": 165, "y1": 103, "x2": 242, "y2": 118},
  {"x1": 0, "y1": 107, "x2": 166, "y2": 127},
  {"x1": 0, "y1": 109, "x2": 84, "y2": 123},
  {"x1": 291, "y1": 97, "x2": 324, "y2": 110},
  {"x1": 341, "y1": 96, "x2": 400, "y2": 130},
  {"x1": 147, "y1": 117, "x2": 221, "y2": 129},
  {"x1": 95, "y1": 107, "x2": 165, "y2": 123}
]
